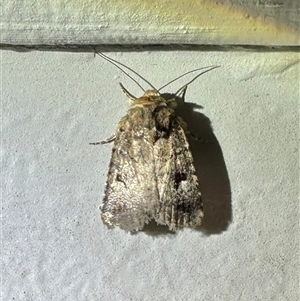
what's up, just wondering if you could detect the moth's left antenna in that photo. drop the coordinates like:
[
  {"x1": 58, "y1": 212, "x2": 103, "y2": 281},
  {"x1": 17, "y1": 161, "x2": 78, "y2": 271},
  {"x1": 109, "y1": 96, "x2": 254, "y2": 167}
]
[{"x1": 95, "y1": 51, "x2": 158, "y2": 92}]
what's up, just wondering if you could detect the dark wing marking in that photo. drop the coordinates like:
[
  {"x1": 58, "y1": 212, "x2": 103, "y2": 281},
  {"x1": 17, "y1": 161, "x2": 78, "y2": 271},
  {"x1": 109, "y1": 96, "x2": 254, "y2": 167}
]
[{"x1": 153, "y1": 118, "x2": 203, "y2": 231}]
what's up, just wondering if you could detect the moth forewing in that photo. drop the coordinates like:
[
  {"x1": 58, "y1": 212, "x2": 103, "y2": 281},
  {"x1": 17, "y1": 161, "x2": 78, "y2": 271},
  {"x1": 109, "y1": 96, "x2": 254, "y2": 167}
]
[{"x1": 100, "y1": 86, "x2": 203, "y2": 232}]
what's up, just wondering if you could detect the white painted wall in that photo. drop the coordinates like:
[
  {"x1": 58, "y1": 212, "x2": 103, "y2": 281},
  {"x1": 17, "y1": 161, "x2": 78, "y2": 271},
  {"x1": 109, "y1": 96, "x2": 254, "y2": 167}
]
[{"x1": 2, "y1": 50, "x2": 299, "y2": 300}]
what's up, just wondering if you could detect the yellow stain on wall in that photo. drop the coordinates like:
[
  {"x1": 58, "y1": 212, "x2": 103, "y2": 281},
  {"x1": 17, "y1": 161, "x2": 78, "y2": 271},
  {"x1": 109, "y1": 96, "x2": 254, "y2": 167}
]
[
  {"x1": 107, "y1": 0, "x2": 299, "y2": 45},
  {"x1": 14, "y1": 0, "x2": 298, "y2": 45}
]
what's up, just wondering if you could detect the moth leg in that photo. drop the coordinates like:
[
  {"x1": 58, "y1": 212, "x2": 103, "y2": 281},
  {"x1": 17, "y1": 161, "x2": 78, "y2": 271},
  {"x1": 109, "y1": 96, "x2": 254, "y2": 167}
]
[
  {"x1": 176, "y1": 85, "x2": 187, "y2": 101},
  {"x1": 101, "y1": 134, "x2": 116, "y2": 144},
  {"x1": 119, "y1": 83, "x2": 137, "y2": 100},
  {"x1": 188, "y1": 132, "x2": 207, "y2": 143},
  {"x1": 90, "y1": 134, "x2": 116, "y2": 145}
]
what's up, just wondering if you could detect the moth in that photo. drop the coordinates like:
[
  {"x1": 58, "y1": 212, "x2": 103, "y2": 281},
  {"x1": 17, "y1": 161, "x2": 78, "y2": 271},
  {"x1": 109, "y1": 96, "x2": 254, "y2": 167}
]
[{"x1": 91, "y1": 52, "x2": 218, "y2": 232}]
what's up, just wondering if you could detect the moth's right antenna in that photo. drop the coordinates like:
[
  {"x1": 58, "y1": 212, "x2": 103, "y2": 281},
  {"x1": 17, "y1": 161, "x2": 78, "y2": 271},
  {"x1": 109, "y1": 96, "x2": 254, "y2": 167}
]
[
  {"x1": 95, "y1": 51, "x2": 158, "y2": 92},
  {"x1": 158, "y1": 66, "x2": 218, "y2": 91},
  {"x1": 175, "y1": 66, "x2": 220, "y2": 95}
]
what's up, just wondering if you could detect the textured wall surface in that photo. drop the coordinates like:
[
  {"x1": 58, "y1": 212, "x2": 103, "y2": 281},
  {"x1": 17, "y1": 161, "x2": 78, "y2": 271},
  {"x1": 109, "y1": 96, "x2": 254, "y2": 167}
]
[
  {"x1": 1, "y1": 0, "x2": 299, "y2": 45},
  {"x1": 2, "y1": 50, "x2": 299, "y2": 300}
]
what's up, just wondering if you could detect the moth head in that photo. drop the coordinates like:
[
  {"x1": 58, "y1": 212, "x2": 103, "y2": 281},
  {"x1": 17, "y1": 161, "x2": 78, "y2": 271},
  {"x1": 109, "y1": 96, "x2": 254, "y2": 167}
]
[
  {"x1": 143, "y1": 90, "x2": 160, "y2": 97},
  {"x1": 119, "y1": 83, "x2": 163, "y2": 105},
  {"x1": 119, "y1": 83, "x2": 185, "y2": 111}
]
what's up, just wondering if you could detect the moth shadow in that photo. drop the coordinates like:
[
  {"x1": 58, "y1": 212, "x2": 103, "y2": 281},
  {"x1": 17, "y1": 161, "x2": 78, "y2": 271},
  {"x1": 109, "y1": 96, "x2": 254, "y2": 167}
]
[
  {"x1": 173, "y1": 94, "x2": 232, "y2": 234},
  {"x1": 142, "y1": 93, "x2": 232, "y2": 236}
]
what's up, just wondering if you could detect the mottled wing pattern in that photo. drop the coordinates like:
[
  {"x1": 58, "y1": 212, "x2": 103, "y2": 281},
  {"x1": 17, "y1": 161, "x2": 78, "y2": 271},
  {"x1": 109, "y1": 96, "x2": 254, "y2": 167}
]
[
  {"x1": 153, "y1": 118, "x2": 203, "y2": 231},
  {"x1": 101, "y1": 107, "x2": 160, "y2": 231},
  {"x1": 101, "y1": 94, "x2": 203, "y2": 232}
]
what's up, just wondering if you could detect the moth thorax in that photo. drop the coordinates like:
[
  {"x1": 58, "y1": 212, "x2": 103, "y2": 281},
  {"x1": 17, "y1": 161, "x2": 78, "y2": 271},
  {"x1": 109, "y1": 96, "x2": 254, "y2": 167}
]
[{"x1": 143, "y1": 90, "x2": 160, "y2": 97}]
